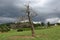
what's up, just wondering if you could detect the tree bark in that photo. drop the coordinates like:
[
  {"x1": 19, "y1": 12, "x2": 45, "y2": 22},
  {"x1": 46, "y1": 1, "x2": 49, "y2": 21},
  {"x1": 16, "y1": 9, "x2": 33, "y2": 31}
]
[{"x1": 27, "y1": 5, "x2": 35, "y2": 36}]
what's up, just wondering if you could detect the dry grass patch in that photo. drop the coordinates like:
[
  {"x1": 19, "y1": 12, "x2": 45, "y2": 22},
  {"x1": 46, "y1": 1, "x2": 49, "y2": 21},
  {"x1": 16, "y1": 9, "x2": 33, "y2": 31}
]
[{"x1": 8, "y1": 36, "x2": 34, "y2": 40}]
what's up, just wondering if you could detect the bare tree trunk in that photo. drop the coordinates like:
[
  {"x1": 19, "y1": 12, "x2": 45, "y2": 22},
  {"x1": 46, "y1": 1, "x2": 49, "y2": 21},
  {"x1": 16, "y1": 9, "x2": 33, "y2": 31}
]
[
  {"x1": 30, "y1": 23, "x2": 35, "y2": 37},
  {"x1": 25, "y1": 2, "x2": 35, "y2": 37},
  {"x1": 27, "y1": 8, "x2": 35, "y2": 37},
  {"x1": 28, "y1": 14, "x2": 35, "y2": 37}
]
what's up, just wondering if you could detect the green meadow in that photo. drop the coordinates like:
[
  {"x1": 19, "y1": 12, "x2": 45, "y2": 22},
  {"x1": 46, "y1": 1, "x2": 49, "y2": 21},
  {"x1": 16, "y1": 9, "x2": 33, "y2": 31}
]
[{"x1": 0, "y1": 26, "x2": 60, "y2": 40}]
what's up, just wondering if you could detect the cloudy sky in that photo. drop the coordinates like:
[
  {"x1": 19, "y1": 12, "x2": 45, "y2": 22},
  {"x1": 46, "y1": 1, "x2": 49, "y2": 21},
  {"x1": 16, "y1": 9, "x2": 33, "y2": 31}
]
[{"x1": 0, "y1": 0, "x2": 60, "y2": 23}]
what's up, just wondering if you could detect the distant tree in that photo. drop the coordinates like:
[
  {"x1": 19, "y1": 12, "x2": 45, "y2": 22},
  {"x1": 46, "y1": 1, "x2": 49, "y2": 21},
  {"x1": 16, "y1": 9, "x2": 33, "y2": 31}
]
[
  {"x1": 56, "y1": 23, "x2": 60, "y2": 25},
  {"x1": 47, "y1": 22, "x2": 50, "y2": 27},
  {"x1": 41, "y1": 22, "x2": 45, "y2": 26}
]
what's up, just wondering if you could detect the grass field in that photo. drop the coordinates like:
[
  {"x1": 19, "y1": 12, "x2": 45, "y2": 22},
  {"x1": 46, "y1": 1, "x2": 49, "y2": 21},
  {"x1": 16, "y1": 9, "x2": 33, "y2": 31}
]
[{"x1": 0, "y1": 26, "x2": 60, "y2": 40}]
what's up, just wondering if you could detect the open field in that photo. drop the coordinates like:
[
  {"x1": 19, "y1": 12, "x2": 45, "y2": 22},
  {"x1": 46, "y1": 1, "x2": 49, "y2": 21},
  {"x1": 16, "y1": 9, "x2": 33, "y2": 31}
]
[{"x1": 0, "y1": 26, "x2": 60, "y2": 40}]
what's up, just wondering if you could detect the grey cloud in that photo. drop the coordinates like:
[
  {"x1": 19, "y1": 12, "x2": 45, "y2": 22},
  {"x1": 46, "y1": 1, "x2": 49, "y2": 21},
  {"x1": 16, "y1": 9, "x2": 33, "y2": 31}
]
[
  {"x1": 0, "y1": 0, "x2": 26, "y2": 17},
  {"x1": 0, "y1": 0, "x2": 60, "y2": 23},
  {"x1": 0, "y1": 17, "x2": 17, "y2": 24}
]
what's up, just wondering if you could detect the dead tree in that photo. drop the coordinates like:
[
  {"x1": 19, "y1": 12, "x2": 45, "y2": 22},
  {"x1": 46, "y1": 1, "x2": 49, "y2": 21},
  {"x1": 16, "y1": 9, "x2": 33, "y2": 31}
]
[
  {"x1": 16, "y1": 1, "x2": 37, "y2": 37},
  {"x1": 26, "y1": 3, "x2": 35, "y2": 37}
]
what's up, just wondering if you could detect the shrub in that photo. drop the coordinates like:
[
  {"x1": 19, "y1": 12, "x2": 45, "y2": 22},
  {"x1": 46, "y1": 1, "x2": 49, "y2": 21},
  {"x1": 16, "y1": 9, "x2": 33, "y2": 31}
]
[
  {"x1": 17, "y1": 29, "x2": 23, "y2": 32},
  {"x1": 0, "y1": 25, "x2": 10, "y2": 32}
]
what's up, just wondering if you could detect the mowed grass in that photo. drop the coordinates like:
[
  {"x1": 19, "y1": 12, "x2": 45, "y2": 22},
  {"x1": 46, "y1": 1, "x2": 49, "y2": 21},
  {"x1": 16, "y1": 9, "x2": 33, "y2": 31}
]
[{"x1": 0, "y1": 26, "x2": 60, "y2": 40}]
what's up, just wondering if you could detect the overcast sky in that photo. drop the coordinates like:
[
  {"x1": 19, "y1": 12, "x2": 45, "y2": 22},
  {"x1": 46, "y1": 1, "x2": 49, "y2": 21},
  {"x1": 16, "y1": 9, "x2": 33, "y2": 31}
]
[{"x1": 0, "y1": 0, "x2": 60, "y2": 23}]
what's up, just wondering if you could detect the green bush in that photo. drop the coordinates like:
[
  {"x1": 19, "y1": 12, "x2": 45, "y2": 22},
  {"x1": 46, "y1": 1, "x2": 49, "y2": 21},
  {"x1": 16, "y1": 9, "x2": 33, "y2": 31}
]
[
  {"x1": 17, "y1": 28, "x2": 23, "y2": 32},
  {"x1": 0, "y1": 24, "x2": 10, "y2": 32}
]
